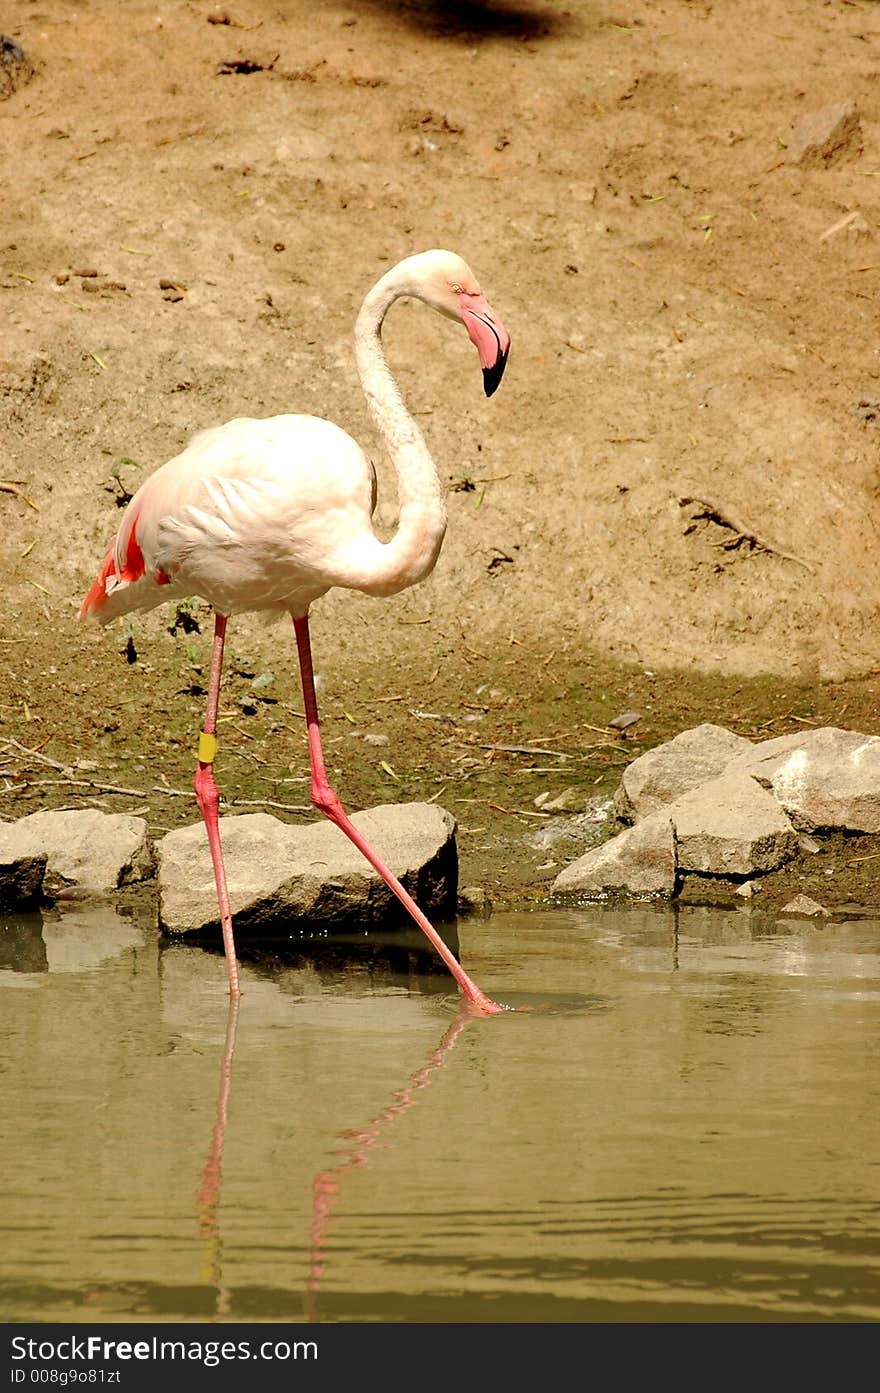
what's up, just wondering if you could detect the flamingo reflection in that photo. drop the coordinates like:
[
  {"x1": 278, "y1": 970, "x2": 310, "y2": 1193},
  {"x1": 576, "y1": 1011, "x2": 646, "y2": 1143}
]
[{"x1": 193, "y1": 996, "x2": 476, "y2": 1320}]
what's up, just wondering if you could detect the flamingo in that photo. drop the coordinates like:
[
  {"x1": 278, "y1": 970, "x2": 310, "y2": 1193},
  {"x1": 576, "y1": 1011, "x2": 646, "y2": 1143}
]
[{"x1": 79, "y1": 249, "x2": 510, "y2": 1014}]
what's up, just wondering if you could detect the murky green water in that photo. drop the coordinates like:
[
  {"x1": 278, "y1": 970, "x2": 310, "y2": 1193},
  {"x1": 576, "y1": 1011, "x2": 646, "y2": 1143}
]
[{"x1": 1, "y1": 902, "x2": 879, "y2": 1323}]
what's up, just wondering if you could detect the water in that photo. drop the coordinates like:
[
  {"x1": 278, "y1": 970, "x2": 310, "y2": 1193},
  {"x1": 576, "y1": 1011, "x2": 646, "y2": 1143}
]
[{"x1": 2, "y1": 902, "x2": 879, "y2": 1323}]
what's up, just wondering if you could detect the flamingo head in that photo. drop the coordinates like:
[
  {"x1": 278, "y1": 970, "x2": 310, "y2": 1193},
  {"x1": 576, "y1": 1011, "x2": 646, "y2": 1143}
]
[{"x1": 400, "y1": 249, "x2": 511, "y2": 397}]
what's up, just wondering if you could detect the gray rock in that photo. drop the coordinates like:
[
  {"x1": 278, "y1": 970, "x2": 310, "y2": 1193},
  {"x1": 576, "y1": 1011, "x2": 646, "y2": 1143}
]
[
  {"x1": 458, "y1": 885, "x2": 492, "y2": 918},
  {"x1": 727, "y1": 729, "x2": 821, "y2": 774},
  {"x1": 741, "y1": 727, "x2": 880, "y2": 832},
  {"x1": 614, "y1": 723, "x2": 754, "y2": 822},
  {"x1": 785, "y1": 100, "x2": 862, "y2": 167},
  {"x1": 798, "y1": 834, "x2": 822, "y2": 854},
  {"x1": 552, "y1": 812, "x2": 676, "y2": 899},
  {"x1": 779, "y1": 895, "x2": 831, "y2": 918},
  {"x1": 7, "y1": 809, "x2": 153, "y2": 898},
  {"x1": 158, "y1": 802, "x2": 458, "y2": 937},
  {"x1": 0, "y1": 822, "x2": 47, "y2": 907},
  {"x1": 558, "y1": 722, "x2": 880, "y2": 903},
  {"x1": 537, "y1": 785, "x2": 588, "y2": 813},
  {"x1": 735, "y1": 880, "x2": 757, "y2": 899},
  {"x1": 670, "y1": 770, "x2": 799, "y2": 877},
  {"x1": 608, "y1": 711, "x2": 641, "y2": 733},
  {"x1": 524, "y1": 814, "x2": 608, "y2": 853},
  {"x1": 525, "y1": 796, "x2": 615, "y2": 854}
]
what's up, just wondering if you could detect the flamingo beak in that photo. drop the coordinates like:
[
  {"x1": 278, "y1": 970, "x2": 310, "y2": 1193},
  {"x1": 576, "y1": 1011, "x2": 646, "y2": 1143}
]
[{"x1": 460, "y1": 292, "x2": 511, "y2": 397}]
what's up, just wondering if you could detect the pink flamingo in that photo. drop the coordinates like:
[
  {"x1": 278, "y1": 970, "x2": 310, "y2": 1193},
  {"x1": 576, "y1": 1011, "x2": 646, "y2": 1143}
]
[{"x1": 79, "y1": 249, "x2": 510, "y2": 1014}]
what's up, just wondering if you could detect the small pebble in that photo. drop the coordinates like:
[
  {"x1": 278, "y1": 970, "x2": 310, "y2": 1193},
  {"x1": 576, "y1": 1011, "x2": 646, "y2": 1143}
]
[
  {"x1": 609, "y1": 710, "x2": 641, "y2": 732},
  {"x1": 458, "y1": 885, "x2": 492, "y2": 918},
  {"x1": 779, "y1": 894, "x2": 831, "y2": 918}
]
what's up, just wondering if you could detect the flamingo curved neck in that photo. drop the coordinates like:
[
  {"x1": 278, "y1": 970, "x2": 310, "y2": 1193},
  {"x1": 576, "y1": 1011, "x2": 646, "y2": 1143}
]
[{"x1": 350, "y1": 275, "x2": 447, "y2": 597}]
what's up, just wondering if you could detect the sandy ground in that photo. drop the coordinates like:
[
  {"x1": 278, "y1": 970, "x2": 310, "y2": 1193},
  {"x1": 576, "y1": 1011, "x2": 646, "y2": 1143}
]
[{"x1": 4, "y1": 0, "x2": 880, "y2": 909}]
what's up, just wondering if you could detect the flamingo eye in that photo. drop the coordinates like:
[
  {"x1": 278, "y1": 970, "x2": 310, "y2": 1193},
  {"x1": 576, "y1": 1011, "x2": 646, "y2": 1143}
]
[{"x1": 450, "y1": 282, "x2": 463, "y2": 294}]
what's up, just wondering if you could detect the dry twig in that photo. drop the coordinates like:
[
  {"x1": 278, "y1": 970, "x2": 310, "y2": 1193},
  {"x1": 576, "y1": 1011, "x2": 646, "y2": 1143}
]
[
  {"x1": 223, "y1": 797, "x2": 312, "y2": 813},
  {"x1": 0, "y1": 481, "x2": 38, "y2": 509},
  {"x1": 150, "y1": 784, "x2": 310, "y2": 814},
  {"x1": 473, "y1": 742, "x2": 570, "y2": 757},
  {"x1": 680, "y1": 495, "x2": 814, "y2": 572},
  {"x1": 19, "y1": 777, "x2": 146, "y2": 797}
]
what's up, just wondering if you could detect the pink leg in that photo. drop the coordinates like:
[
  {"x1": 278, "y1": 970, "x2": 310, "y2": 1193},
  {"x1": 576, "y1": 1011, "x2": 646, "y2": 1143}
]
[
  {"x1": 193, "y1": 613, "x2": 241, "y2": 999},
  {"x1": 292, "y1": 614, "x2": 503, "y2": 1016}
]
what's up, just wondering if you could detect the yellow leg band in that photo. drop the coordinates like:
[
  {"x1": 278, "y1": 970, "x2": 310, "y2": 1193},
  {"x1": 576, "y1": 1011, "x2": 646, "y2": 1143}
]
[{"x1": 198, "y1": 730, "x2": 218, "y2": 764}]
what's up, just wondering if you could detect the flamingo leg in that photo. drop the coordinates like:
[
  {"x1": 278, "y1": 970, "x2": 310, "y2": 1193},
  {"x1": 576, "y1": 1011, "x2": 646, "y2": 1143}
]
[
  {"x1": 193, "y1": 613, "x2": 241, "y2": 999},
  {"x1": 292, "y1": 614, "x2": 503, "y2": 1015}
]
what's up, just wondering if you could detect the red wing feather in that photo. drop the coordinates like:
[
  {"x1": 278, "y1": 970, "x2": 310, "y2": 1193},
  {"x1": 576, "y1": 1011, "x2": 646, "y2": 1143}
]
[{"x1": 78, "y1": 511, "x2": 146, "y2": 618}]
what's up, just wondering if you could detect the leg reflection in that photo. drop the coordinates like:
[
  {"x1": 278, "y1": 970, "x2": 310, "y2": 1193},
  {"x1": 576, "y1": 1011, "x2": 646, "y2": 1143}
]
[
  {"x1": 196, "y1": 995, "x2": 240, "y2": 1318},
  {"x1": 305, "y1": 1007, "x2": 473, "y2": 1321}
]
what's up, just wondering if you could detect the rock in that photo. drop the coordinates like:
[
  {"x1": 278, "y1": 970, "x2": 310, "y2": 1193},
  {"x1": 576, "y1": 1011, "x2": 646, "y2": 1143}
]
[
  {"x1": 158, "y1": 802, "x2": 458, "y2": 937},
  {"x1": 539, "y1": 785, "x2": 588, "y2": 813},
  {"x1": 557, "y1": 722, "x2": 880, "y2": 903},
  {"x1": 608, "y1": 711, "x2": 641, "y2": 733},
  {"x1": 0, "y1": 822, "x2": 47, "y2": 908},
  {"x1": 527, "y1": 796, "x2": 615, "y2": 852},
  {"x1": 727, "y1": 729, "x2": 823, "y2": 773},
  {"x1": 745, "y1": 727, "x2": 880, "y2": 832},
  {"x1": 779, "y1": 895, "x2": 831, "y2": 918},
  {"x1": 0, "y1": 35, "x2": 34, "y2": 101},
  {"x1": 614, "y1": 723, "x2": 754, "y2": 822},
  {"x1": 798, "y1": 834, "x2": 822, "y2": 854},
  {"x1": 580, "y1": 794, "x2": 616, "y2": 825},
  {"x1": 552, "y1": 812, "x2": 676, "y2": 899},
  {"x1": 785, "y1": 100, "x2": 862, "y2": 167},
  {"x1": 7, "y1": 810, "x2": 154, "y2": 898},
  {"x1": 670, "y1": 770, "x2": 799, "y2": 877},
  {"x1": 735, "y1": 880, "x2": 757, "y2": 899},
  {"x1": 524, "y1": 817, "x2": 577, "y2": 851},
  {"x1": 458, "y1": 885, "x2": 492, "y2": 917}
]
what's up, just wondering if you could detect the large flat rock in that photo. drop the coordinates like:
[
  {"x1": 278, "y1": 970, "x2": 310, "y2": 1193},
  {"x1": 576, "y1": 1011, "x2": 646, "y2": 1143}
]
[{"x1": 158, "y1": 802, "x2": 458, "y2": 937}]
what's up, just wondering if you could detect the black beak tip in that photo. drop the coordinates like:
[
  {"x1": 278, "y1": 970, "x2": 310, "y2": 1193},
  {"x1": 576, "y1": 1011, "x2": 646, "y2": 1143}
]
[{"x1": 482, "y1": 349, "x2": 509, "y2": 398}]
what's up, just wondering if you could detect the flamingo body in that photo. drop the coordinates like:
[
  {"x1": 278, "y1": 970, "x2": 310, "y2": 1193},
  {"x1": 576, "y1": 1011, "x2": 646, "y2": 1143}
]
[
  {"x1": 79, "y1": 249, "x2": 510, "y2": 1012},
  {"x1": 81, "y1": 414, "x2": 381, "y2": 623}
]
